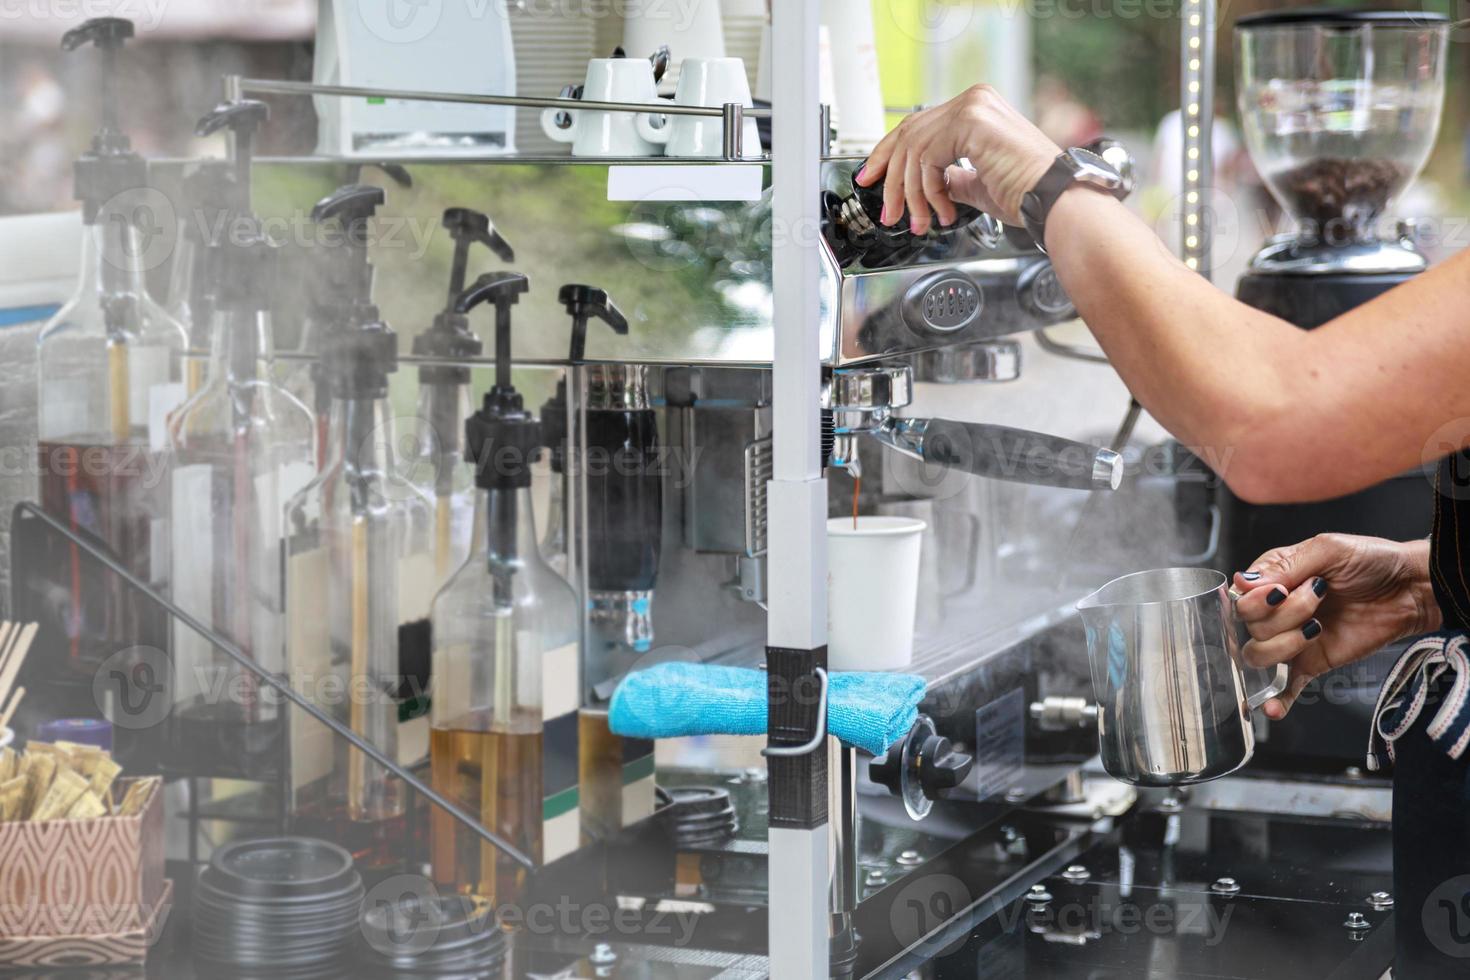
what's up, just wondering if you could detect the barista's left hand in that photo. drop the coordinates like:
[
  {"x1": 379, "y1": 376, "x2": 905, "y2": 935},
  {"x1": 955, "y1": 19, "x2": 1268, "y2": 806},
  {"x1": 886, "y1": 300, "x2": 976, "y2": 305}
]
[{"x1": 1232, "y1": 534, "x2": 1440, "y2": 720}]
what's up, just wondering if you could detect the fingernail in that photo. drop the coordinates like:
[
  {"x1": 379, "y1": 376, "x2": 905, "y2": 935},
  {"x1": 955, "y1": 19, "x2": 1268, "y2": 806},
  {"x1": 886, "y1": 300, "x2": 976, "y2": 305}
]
[
  {"x1": 1313, "y1": 577, "x2": 1328, "y2": 598},
  {"x1": 910, "y1": 217, "x2": 922, "y2": 234},
  {"x1": 857, "y1": 165, "x2": 867, "y2": 181},
  {"x1": 1302, "y1": 619, "x2": 1323, "y2": 640},
  {"x1": 1240, "y1": 571, "x2": 1261, "y2": 581},
  {"x1": 1267, "y1": 587, "x2": 1288, "y2": 607},
  {"x1": 880, "y1": 204, "x2": 889, "y2": 224}
]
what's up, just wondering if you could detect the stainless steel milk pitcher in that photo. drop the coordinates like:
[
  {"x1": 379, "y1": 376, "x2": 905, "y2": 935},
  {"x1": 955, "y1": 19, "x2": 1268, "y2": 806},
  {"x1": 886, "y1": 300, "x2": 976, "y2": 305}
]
[{"x1": 1078, "y1": 567, "x2": 1288, "y2": 786}]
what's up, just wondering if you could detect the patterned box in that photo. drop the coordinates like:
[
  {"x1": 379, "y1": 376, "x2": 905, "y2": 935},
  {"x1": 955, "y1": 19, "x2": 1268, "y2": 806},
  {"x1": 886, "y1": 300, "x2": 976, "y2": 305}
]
[{"x1": 0, "y1": 777, "x2": 164, "y2": 943}]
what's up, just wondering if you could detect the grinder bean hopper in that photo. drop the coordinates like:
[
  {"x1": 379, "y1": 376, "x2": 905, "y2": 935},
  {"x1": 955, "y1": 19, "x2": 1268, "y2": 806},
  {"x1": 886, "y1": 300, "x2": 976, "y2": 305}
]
[{"x1": 1234, "y1": 9, "x2": 1449, "y2": 325}]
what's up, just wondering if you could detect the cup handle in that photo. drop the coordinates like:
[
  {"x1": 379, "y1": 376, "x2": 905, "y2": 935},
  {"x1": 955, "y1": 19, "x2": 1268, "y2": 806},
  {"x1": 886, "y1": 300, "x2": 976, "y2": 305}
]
[
  {"x1": 541, "y1": 107, "x2": 577, "y2": 143},
  {"x1": 1246, "y1": 663, "x2": 1289, "y2": 711},
  {"x1": 637, "y1": 112, "x2": 671, "y2": 145},
  {"x1": 1227, "y1": 586, "x2": 1290, "y2": 711}
]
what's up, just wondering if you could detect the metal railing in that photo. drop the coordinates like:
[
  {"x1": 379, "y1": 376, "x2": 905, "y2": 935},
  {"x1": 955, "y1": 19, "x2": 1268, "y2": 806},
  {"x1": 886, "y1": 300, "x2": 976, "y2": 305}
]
[{"x1": 227, "y1": 75, "x2": 785, "y2": 162}]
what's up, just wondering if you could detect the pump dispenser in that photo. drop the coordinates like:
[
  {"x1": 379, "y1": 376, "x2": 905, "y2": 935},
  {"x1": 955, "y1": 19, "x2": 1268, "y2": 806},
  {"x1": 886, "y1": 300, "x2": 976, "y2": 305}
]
[
  {"x1": 164, "y1": 161, "x2": 232, "y2": 394},
  {"x1": 37, "y1": 17, "x2": 188, "y2": 679},
  {"x1": 285, "y1": 184, "x2": 433, "y2": 829},
  {"x1": 560, "y1": 286, "x2": 660, "y2": 653},
  {"x1": 165, "y1": 100, "x2": 317, "y2": 780},
  {"x1": 430, "y1": 271, "x2": 581, "y2": 904},
  {"x1": 410, "y1": 207, "x2": 514, "y2": 583},
  {"x1": 279, "y1": 164, "x2": 413, "y2": 450}
]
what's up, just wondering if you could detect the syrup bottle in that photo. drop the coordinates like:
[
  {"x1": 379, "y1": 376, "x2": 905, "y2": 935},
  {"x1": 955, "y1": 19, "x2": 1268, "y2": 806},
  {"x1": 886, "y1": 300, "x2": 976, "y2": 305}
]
[
  {"x1": 36, "y1": 18, "x2": 188, "y2": 681},
  {"x1": 430, "y1": 272, "x2": 581, "y2": 904}
]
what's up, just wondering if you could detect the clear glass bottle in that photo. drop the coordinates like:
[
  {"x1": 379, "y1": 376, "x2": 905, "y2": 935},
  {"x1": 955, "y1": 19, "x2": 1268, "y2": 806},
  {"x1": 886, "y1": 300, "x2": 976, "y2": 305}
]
[
  {"x1": 37, "y1": 18, "x2": 188, "y2": 680},
  {"x1": 284, "y1": 185, "x2": 434, "y2": 828},
  {"x1": 165, "y1": 101, "x2": 316, "y2": 782},
  {"x1": 430, "y1": 272, "x2": 581, "y2": 904}
]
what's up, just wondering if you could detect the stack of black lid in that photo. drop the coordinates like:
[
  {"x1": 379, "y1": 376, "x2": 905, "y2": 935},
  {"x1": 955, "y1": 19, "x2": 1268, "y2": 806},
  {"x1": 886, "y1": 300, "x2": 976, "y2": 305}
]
[
  {"x1": 193, "y1": 838, "x2": 364, "y2": 976},
  {"x1": 356, "y1": 893, "x2": 507, "y2": 976},
  {"x1": 665, "y1": 786, "x2": 739, "y2": 849}
]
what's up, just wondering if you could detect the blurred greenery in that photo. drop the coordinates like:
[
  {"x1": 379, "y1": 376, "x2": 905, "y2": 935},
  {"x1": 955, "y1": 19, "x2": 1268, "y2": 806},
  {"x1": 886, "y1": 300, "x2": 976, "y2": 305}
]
[{"x1": 1030, "y1": 0, "x2": 1470, "y2": 211}]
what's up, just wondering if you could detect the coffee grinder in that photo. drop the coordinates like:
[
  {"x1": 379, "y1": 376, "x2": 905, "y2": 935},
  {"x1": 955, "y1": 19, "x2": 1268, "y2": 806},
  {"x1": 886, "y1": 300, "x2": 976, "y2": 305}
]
[
  {"x1": 1221, "y1": 9, "x2": 1449, "y2": 767},
  {"x1": 1233, "y1": 9, "x2": 1448, "y2": 325}
]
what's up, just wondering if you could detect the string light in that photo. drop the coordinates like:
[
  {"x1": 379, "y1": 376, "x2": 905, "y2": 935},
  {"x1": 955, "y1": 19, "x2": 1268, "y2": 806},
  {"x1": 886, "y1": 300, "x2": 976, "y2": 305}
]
[{"x1": 1181, "y1": 0, "x2": 1215, "y2": 279}]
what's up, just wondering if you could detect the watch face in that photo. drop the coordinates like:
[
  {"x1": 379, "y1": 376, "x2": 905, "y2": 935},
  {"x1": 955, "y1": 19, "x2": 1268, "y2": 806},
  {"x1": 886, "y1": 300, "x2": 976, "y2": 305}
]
[{"x1": 1064, "y1": 148, "x2": 1123, "y2": 190}]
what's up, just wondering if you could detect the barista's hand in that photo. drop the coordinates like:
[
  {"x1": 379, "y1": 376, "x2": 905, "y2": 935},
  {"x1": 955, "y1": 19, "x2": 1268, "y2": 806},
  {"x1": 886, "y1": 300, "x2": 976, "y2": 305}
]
[
  {"x1": 1232, "y1": 535, "x2": 1441, "y2": 720},
  {"x1": 855, "y1": 85, "x2": 1061, "y2": 234}
]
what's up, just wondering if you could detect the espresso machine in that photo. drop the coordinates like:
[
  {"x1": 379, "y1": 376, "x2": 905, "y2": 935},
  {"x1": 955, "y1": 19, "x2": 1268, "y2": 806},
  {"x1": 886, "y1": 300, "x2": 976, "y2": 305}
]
[{"x1": 1220, "y1": 10, "x2": 1449, "y2": 769}]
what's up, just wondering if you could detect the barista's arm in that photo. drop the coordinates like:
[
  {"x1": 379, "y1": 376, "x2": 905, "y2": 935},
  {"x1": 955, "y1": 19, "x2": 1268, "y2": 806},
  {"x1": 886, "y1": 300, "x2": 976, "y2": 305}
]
[{"x1": 859, "y1": 86, "x2": 1470, "y2": 503}]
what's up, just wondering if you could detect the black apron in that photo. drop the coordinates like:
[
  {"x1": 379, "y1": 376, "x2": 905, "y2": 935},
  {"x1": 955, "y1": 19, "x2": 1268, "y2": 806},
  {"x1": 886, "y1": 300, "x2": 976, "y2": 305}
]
[{"x1": 1392, "y1": 450, "x2": 1470, "y2": 975}]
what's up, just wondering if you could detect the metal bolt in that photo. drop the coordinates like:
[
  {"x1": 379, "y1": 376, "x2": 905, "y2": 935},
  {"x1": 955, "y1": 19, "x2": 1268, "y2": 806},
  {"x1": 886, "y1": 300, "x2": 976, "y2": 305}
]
[
  {"x1": 865, "y1": 870, "x2": 888, "y2": 888},
  {"x1": 1368, "y1": 891, "x2": 1394, "y2": 910},
  {"x1": 1159, "y1": 796, "x2": 1183, "y2": 813},
  {"x1": 896, "y1": 849, "x2": 923, "y2": 867},
  {"x1": 590, "y1": 942, "x2": 618, "y2": 965},
  {"x1": 1344, "y1": 912, "x2": 1370, "y2": 931},
  {"x1": 1344, "y1": 766, "x2": 1364, "y2": 780},
  {"x1": 1006, "y1": 787, "x2": 1028, "y2": 803},
  {"x1": 1026, "y1": 884, "x2": 1053, "y2": 904},
  {"x1": 1211, "y1": 877, "x2": 1240, "y2": 895},
  {"x1": 1062, "y1": 865, "x2": 1090, "y2": 882}
]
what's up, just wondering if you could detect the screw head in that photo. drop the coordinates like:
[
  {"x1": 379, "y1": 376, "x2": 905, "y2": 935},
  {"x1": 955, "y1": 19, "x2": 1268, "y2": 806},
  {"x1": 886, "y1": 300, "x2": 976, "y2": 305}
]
[
  {"x1": 1344, "y1": 912, "x2": 1370, "y2": 930},
  {"x1": 865, "y1": 870, "x2": 888, "y2": 887},
  {"x1": 1159, "y1": 796, "x2": 1183, "y2": 812},
  {"x1": 1026, "y1": 884, "x2": 1053, "y2": 904},
  {"x1": 896, "y1": 849, "x2": 923, "y2": 867},
  {"x1": 590, "y1": 942, "x2": 618, "y2": 964},
  {"x1": 1211, "y1": 877, "x2": 1240, "y2": 895},
  {"x1": 1061, "y1": 865, "x2": 1090, "y2": 882},
  {"x1": 1005, "y1": 787, "x2": 1028, "y2": 802},
  {"x1": 1367, "y1": 891, "x2": 1394, "y2": 910}
]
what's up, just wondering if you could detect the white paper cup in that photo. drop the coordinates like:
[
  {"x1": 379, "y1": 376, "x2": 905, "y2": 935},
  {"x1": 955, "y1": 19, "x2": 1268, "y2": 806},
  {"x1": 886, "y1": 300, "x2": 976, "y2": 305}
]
[{"x1": 827, "y1": 516, "x2": 926, "y2": 672}]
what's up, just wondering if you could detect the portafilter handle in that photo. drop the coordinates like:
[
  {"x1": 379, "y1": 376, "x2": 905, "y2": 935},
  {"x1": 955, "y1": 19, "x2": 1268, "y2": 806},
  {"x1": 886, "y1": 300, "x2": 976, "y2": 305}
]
[{"x1": 872, "y1": 417, "x2": 1123, "y2": 491}]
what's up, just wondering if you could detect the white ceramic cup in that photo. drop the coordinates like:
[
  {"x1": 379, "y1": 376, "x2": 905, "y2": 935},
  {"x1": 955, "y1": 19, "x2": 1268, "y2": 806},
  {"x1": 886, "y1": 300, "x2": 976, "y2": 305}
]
[
  {"x1": 624, "y1": 0, "x2": 727, "y2": 93},
  {"x1": 827, "y1": 516, "x2": 926, "y2": 672},
  {"x1": 541, "y1": 59, "x2": 662, "y2": 157},
  {"x1": 636, "y1": 57, "x2": 761, "y2": 159}
]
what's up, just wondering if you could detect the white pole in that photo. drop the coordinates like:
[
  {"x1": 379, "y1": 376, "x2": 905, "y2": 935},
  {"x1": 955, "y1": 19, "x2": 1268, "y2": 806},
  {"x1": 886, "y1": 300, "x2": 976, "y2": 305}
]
[{"x1": 766, "y1": 0, "x2": 829, "y2": 976}]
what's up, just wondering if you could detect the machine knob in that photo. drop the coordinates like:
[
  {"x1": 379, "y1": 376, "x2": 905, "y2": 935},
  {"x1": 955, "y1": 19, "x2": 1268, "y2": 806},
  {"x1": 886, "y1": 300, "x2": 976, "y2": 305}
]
[
  {"x1": 869, "y1": 717, "x2": 974, "y2": 820},
  {"x1": 917, "y1": 733, "x2": 972, "y2": 799}
]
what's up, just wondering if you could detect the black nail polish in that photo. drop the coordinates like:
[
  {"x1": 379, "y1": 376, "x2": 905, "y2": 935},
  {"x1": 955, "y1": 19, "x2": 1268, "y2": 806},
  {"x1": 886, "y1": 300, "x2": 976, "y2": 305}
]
[
  {"x1": 1267, "y1": 587, "x2": 1287, "y2": 607},
  {"x1": 1302, "y1": 619, "x2": 1322, "y2": 640},
  {"x1": 1313, "y1": 577, "x2": 1328, "y2": 598},
  {"x1": 1241, "y1": 572, "x2": 1261, "y2": 581}
]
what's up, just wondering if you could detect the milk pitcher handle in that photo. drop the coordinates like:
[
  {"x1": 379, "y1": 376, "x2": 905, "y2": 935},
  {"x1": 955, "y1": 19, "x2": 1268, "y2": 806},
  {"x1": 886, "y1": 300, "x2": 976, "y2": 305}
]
[
  {"x1": 1246, "y1": 663, "x2": 1289, "y2": 711},
  {"x1": 1228, "y1": 587, "x2": 1291, "y2": 711}
]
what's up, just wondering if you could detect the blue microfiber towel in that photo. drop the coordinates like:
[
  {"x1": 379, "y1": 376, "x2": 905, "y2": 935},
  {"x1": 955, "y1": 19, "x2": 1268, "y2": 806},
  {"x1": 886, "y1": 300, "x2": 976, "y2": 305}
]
[{"x1": 608, "y1": 662, "x2": 925, "y2": 757}]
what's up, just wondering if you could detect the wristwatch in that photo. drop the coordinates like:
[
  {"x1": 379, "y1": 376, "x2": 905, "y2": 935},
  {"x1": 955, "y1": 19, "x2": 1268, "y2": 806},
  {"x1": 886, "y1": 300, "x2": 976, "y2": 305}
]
[{"x1": 1020, "y1": 147, "x2": 1127, "y2": 253}]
